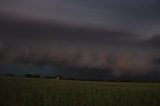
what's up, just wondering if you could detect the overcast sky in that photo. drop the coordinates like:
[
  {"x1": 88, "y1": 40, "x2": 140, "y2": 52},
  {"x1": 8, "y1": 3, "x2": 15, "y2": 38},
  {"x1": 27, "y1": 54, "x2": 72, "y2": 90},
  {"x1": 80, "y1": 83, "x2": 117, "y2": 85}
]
[{"x1": 0, "y1": 0, "x2": 160, "y2": 80}]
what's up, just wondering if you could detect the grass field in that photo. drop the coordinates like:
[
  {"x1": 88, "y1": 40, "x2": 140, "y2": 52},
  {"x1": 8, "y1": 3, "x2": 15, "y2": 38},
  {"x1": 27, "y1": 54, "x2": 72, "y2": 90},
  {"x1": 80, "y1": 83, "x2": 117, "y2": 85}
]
[{"x1": 0, "y1": 77, "x2": 160, "y2": 106}]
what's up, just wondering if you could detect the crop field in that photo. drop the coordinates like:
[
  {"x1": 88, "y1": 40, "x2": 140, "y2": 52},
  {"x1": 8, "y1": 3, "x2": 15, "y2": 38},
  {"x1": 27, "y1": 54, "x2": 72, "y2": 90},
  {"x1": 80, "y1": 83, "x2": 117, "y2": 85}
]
[{"x1": 0, "y1": 77, "x2": 160, "y2": 106}]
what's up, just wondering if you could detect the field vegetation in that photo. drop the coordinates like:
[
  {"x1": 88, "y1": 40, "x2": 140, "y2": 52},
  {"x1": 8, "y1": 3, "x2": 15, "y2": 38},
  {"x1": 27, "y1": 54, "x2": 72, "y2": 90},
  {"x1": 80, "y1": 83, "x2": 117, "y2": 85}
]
[{"x1": 0, "y1": 77, "x2": 160, "y2": 106}]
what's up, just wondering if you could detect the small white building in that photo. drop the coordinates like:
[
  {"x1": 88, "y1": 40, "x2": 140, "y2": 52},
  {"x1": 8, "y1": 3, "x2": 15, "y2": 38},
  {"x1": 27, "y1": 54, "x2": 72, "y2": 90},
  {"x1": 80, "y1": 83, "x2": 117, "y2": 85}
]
[{"x1": 56, "y1": 77, "x2": 60, "y2": 80}]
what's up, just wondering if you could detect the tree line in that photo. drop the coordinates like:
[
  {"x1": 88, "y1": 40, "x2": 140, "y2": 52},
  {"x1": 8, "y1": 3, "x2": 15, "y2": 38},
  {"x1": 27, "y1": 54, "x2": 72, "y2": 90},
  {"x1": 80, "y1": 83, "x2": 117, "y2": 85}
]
[{"x1": 1, "y1": 73, "x2": 160, "y2": 83}]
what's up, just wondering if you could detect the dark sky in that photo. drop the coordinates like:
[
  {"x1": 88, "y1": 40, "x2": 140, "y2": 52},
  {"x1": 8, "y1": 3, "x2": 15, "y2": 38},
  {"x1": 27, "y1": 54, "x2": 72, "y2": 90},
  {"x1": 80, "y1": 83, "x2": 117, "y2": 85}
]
[{"x1": 0, "y1": 0, "x2": 160, "y2": 80}]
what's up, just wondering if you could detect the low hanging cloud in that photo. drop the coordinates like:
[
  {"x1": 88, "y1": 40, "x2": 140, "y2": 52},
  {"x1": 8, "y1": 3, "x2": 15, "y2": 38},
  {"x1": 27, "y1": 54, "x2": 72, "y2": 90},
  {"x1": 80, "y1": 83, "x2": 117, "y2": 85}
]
[
  {"x1": 111, "y1": 51, "x2": 153, "y2": 76},
  {"x1": 0, "y1": 44, "x2": 156, "y2": 77}
]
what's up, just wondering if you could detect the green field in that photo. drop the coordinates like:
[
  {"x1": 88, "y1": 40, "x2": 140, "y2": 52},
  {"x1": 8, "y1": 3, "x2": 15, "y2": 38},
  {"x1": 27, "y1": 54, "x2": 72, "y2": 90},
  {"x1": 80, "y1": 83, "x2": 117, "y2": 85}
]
[{"x1": 0, "y1": 77, "x2": 160, "y2": 106}]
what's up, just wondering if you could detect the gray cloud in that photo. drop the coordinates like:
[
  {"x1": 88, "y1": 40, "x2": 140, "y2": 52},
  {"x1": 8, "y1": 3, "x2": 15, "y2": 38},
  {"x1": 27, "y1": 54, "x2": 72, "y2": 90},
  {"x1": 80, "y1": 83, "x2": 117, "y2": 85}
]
[
  {"x1": 0, "y1": 16, "x2": 138, "y2": 41},
  {"x1": 1, "y1": 0, "x2": 160, "y2": 36},
  {"x1": 0, "y1": 16, "x2": 160, "y2": 51},
  {"x1": 0, "y1": 0, "x2": 160, "y2": 80},
  {"x1": 0, "y1": 44, "x2": 156, "y2": 77}
]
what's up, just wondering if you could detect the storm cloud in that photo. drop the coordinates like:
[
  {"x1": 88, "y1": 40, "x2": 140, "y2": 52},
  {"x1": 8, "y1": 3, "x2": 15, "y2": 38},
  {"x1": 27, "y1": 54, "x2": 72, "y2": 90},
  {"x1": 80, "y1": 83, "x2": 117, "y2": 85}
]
[
  {"x1": 0, "y1": 45, "x2": 157, "y2": 77},
  {"x1": 0, "y1": 0, "x2": 160, "y2": 80},
  {"x1": 1, "y1": 0, "x2": 160, "y2": 36}
]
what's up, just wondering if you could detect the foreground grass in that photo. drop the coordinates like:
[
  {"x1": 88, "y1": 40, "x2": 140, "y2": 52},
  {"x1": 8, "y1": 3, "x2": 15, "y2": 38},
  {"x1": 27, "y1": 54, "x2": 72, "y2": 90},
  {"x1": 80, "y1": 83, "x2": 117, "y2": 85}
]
[{"x1": 0, "y1": 77, "x2": 160, "y2": 106}]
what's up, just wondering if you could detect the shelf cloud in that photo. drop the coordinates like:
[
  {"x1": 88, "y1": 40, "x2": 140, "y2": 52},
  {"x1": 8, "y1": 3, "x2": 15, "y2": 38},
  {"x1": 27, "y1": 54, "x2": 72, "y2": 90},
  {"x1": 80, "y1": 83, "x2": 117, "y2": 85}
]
[{"x1": 0, "y1": 0, "x2": 160, "y2": 80}]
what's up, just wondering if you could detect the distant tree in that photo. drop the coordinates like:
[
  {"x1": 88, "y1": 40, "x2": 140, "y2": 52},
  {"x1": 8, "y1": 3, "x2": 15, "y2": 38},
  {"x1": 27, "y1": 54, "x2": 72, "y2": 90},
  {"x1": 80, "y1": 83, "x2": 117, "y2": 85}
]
[
  {"x1": 44, "y1": 76, "x2": 52, "y2": 79},
  {"x1": 24, "y1": 74, "x2": 32, "y2": 78},
  {"x1": 43, "y1": 76, "x2": 53, "y2": 79},
  {"x1": 5, "y1": 73, "x2": 15, "y2": 77},
  {"x1": 24, "y1": 74, "x2": 40, "y2": 78},
  {"x1": 32, "y1": 74, "x2": 40, "y2": 78}
]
